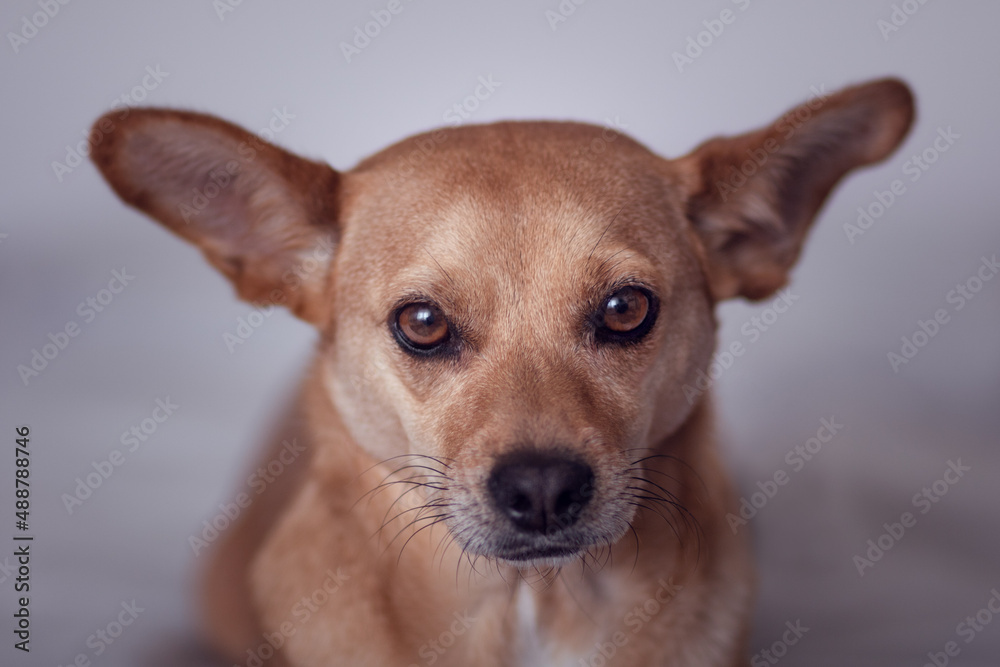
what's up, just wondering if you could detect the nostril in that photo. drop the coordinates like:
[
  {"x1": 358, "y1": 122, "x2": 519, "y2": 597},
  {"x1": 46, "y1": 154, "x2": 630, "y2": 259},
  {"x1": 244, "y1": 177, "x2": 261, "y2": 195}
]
[
  {"x1": 487, "y1": 451, "x2": 595, "y2": 535},
  {"x1": 509, "y1": 492, "x2": 532, "y2": 515},
  {"x1": 554, "y1": 488, "x2": 583, "y2": 521},
  {"x1": 488, "y1": 469, "x2": 545, "y2": 531},
  {"x1": 551, "y1": 463, "x2": 594, "y2": 527}
]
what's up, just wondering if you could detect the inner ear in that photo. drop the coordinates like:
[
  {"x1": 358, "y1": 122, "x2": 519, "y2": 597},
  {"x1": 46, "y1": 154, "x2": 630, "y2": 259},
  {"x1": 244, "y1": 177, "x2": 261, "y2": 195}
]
[
  {"x1": 674, "y1": 78, "x2": 915, "y2": 301},
  {"x1": 90, "y1": 108, "x2": 341, "y2": 324}
]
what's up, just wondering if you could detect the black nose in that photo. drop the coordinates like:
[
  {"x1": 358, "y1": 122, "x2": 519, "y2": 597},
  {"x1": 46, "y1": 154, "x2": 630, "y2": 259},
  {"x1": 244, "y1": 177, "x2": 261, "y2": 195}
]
[{"x1": 487, "y1": 451, "x2": 595, "y2": 534}]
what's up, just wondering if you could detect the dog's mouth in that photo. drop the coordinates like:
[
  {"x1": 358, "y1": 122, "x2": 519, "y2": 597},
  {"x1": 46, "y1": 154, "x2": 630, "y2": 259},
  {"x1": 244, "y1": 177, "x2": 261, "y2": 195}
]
[
  {"x1": 459, "y1": 518, "x2": 632, "y2": 569},
  {"x1": 442, "y1": 493, "x2": 632, "y2": 569},
  {"x1": 492, "y1": 543, "x2": 583, "y2": 564}
]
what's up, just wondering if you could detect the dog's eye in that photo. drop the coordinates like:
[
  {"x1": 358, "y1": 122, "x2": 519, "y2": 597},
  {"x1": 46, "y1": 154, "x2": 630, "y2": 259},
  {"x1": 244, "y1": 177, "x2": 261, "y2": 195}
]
[
  {"x1": 394, "y1": 302, "x2": 451, "y2": 352},
  {"x1": 603, "y1": 287, "x2": 648, "y2": 332},
  {"x1": 595, "y1": 286, "x2": 656, "y2": 343}
]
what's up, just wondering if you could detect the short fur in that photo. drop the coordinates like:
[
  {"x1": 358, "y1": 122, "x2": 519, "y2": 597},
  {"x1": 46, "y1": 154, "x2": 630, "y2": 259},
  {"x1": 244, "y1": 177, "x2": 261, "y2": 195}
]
[{"x1": 91, "y1": 78, "x2": 914, "y2": 666}]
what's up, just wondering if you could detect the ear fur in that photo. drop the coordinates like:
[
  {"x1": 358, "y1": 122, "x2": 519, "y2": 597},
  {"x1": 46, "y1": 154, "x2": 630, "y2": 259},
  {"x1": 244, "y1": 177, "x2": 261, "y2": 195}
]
[
  {"x1": 675, "y1": 78, "x2": 915, "y2": 300},
  {"x1": 90, "y1": 108, "x2": 340, "y2": 324}
]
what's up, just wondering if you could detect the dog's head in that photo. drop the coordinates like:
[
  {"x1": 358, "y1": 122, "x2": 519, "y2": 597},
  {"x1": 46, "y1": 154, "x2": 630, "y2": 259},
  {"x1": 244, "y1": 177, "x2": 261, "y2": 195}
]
[{"x1": 92, "y1": 79, "x2": 913, "y2": 566}]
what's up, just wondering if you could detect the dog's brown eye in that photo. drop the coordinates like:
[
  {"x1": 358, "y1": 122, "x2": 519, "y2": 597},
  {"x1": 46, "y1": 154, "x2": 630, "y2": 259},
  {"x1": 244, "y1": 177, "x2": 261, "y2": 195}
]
[
  {"x1": 395, "y1": 303, "x2": 450, "y2": 351},
  {"x1": 595, "y1": 286, "x2": 657, "y2": 344},
  {"x1": 603, "y1": 287, "x2": 649, "y2": 332}
]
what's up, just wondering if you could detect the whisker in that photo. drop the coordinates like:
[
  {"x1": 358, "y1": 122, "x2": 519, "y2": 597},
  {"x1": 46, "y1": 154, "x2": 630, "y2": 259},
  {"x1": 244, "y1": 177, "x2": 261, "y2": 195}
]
[
  {"x1": 397, "y1": 516, "x2": 450, "y2": 567},
  {"x1": 378, "y1": 481, "x2": 449, "y2": 531},
  {"x1": 627, "y1": 524, "x2": 640, "y2": 575}
]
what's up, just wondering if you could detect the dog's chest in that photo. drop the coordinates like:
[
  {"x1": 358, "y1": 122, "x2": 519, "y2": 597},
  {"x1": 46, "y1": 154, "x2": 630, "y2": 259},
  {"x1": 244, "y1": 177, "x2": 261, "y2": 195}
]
[{"x1": 513, "y1": 588, "x2": 587, "y2": 667}]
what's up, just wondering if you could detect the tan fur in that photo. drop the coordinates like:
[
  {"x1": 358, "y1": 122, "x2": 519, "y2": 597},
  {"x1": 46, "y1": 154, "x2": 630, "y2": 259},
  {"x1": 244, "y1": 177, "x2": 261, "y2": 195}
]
[{"x1": 90, "y1": 79, "x2": 914, "y2": 666}]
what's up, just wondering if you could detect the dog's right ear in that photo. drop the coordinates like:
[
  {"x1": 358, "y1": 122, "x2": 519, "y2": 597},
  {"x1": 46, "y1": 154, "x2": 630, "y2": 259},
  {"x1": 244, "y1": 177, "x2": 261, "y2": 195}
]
[{"x1": 90, "y1": 108, "x2": 340, "y2": 325}]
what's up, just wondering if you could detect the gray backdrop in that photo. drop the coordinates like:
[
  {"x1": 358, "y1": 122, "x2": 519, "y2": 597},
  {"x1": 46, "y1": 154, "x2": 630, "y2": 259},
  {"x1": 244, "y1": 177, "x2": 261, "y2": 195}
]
[{"x1": 2, "y1": 1, "x2": 998, "y2": 666}]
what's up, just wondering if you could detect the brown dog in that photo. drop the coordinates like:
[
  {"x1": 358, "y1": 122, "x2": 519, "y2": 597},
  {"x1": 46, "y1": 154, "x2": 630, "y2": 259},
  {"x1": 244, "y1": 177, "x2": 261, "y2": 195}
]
[{"x1": 91, "y1": 78, "x2": 913, "y2": 666}]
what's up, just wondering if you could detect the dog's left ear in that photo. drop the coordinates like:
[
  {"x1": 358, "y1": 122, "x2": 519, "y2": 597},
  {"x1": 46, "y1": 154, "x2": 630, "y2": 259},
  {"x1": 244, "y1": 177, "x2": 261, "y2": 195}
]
[
  {"x1": 90, "y1": 108, "x2": 340, "y2": 324},
  {"x1": 674, "y1": 78, "x2": 915, "y2": 301}
]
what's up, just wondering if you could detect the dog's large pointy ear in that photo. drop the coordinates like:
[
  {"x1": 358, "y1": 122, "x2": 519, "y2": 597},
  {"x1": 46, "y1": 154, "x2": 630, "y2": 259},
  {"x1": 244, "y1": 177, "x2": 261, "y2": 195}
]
[
  {"x1": 90, "y1": 108, "x2": 340, "y2": 324},
  {"x1": 674, "y1": 78, "x2": 915, "y2": 301}
]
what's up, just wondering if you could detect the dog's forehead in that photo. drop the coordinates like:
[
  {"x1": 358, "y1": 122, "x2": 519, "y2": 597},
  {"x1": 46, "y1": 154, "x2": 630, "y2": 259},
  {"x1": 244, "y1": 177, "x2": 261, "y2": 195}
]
[
  {"x1": 351, "y1": 120, "x2": 676, "y2": 217},
  {"x1": 340, "y1": 121, "x2": 691, "y2": 299},
  {"x1": 401, "y1": 195, "x2": 650, "y2": 300}
]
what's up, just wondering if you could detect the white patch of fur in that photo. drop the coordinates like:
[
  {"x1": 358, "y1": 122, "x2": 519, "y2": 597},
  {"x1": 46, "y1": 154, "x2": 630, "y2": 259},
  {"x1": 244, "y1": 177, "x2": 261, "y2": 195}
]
[
  {"x1": 515, "y1": 589, "x2": 587, "y2": 667},
  {"x1": 515, "y1": 588, "x2": 546, "y2": 667}
]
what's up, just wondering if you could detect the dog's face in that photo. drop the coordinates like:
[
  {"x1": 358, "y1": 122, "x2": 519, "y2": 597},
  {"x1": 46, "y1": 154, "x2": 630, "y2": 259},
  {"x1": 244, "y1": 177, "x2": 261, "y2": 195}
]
[
  {"x1": 91, "y1": 79, "x2": 913, "y2": 565},
  {"x1": 327, "y1": 124, "x2": 717, "y2": 562}
]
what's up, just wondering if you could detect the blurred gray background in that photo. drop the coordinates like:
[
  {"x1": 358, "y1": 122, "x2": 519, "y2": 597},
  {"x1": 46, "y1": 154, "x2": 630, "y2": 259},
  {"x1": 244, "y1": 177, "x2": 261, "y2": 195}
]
[{"x1": 2, "y1": 1, "x2": 998, "y2": 665}]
